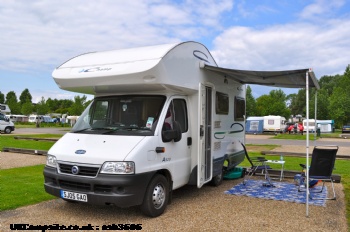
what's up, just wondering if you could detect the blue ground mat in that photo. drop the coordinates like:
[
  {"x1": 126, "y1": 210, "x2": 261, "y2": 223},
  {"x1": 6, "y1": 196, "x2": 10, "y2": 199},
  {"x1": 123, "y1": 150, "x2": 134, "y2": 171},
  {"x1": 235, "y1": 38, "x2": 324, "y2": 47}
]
[{"x1": 225, "y1": 180, "x2": 327, "y2": 207}]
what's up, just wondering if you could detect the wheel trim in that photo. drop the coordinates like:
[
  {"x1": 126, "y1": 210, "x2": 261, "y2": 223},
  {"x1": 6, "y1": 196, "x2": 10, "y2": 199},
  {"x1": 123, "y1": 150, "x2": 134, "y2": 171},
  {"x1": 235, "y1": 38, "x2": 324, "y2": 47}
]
[{"x1": 152, "y1": 183, "x2": 165, "y2": 209}]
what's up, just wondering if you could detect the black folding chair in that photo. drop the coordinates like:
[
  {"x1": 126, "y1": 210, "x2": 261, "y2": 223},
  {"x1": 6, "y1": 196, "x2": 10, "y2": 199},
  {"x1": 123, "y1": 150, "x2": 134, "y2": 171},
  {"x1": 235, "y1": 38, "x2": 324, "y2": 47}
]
[
  {"x1": 240, "y1": 142, "x2": 274, "y2": 187},
  {"x1": 298, "y1": 145, "x2": 338, "y2": 200}
]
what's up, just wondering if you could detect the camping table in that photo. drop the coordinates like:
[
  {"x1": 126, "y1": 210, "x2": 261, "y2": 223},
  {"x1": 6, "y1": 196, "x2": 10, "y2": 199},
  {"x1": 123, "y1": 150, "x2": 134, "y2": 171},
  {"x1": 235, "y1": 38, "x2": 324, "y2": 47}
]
[{"x1": 265, "y1": 159, "x2": 285, "y2": 181}]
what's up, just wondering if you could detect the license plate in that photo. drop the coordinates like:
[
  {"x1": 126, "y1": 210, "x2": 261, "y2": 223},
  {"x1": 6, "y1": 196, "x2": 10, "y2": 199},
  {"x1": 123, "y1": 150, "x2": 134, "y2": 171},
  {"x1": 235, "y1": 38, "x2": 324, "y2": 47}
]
[{"x1": 60, "y1": 190, "x2": 88, "y2": 202}]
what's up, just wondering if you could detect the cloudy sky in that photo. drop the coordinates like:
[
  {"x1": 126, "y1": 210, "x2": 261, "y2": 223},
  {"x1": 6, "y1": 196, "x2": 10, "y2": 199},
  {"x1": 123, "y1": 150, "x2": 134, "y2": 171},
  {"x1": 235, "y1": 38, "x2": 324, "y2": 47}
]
[{"x1": 1, "y1": 0, "x2": 350, "y2": 103}]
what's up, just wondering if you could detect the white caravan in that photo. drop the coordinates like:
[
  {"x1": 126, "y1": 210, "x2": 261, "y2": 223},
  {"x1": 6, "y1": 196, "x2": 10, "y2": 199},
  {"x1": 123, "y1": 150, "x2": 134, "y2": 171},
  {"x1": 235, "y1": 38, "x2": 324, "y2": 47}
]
[
  {"x1": 303, "y1": 119, "x2": 316, "y2": 132},
  {"x1": 263, "y1": 115, "x2": 286, "y2": 133},
  {"x1": 0, "y1": 112, "x2": 15, "y2": 134},
  {"x1": 43, "y1": 42, "x2": 247, "y2": 217},
  {"x1": 28, "y1": 115, "x2": 44, "y2": 123}
]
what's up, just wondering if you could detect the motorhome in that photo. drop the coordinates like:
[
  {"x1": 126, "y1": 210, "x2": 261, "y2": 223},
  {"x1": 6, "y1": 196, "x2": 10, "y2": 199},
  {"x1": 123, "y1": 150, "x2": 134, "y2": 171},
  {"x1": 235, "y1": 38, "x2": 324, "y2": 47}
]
[
  {"x1": 0, "y1": 112, "x2": 15, "y2": 134},
  {"x1": 263, "y1": 115, "x2": 286, "y2": 133},
  {"x1": 0, "y1": 104, "x2": 11, "y2": 114},
  {"x1": 43, "y1": 41, "x2": 247, "y2": 217},
  {"x1": 43, "y1": 41, "x2": 319, "y2": 217}
]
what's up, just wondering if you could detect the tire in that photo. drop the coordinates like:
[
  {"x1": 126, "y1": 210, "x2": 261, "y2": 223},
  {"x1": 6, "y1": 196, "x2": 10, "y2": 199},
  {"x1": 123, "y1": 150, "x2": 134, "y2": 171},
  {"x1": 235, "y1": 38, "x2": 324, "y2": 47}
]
[
  {"x1": 4, "y1": 127, "x2": 12, "y2": 134},
  {"x1": 210, "y1": 168, "x2": 223, "y2": 186},
  {"x1": 140, "y1": 174, "x2": 169, "y2": 217}
]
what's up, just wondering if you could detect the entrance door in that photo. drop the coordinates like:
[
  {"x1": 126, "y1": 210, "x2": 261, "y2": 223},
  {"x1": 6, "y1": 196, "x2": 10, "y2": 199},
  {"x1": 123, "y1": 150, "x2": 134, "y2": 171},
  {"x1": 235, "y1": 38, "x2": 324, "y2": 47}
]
[{"x1": 197, "y1": 84, "x2": 212, "y2": 187}]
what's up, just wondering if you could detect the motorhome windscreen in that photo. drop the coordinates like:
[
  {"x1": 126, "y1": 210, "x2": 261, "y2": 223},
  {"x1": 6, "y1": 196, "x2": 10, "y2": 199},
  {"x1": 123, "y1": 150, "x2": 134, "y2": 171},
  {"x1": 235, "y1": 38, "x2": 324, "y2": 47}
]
[{"x1": 71, "y1": 95, "x2": 166, "y2": 135}]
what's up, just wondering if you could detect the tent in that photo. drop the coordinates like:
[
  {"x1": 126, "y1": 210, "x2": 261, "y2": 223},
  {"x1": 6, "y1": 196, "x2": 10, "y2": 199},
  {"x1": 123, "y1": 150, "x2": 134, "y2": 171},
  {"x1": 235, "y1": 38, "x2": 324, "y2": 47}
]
[
  {"x1": 246, "y1": 116, "x2": 264, "y2": 134},
  {"x1": 317, "y1": 120, "x2": 334, "y2": 133},
  {"x1": 202, "y1": 63, "x2": 320, "y2": 217}
]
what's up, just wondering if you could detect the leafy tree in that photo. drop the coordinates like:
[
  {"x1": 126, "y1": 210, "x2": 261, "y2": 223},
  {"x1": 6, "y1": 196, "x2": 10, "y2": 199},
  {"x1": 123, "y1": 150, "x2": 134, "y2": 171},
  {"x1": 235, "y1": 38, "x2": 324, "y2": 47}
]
[
  {"x1": 245, "y1": 85, "x2": 256, "y2": 117},
  {"x1": 0, "y1": 91, "x2": 4, "y2": 104},
  {"x1": 256, "y1": 89, "x2": 291, "y2": 119},
  {"x1": 5, "y1": 91, "x2": 21, "y2": 114},
  {"x1": 69, "y1": 95, "x2": 87, "y2": 115},
  {"x1": 36, "y1": 97, "x2": 49, "y2": 115},
  {"x1": 328, "y1": 65, "x2": 350, "y2": 127},
  {"x1": 288, "y1": 89, "x2": 306, "y2": 117},
  {"x1": 21, "y1": 101, "x2": 34, "y2": 115},
  {"x1": 19, "y1": 89, "x2": 32, "y2": 105}
]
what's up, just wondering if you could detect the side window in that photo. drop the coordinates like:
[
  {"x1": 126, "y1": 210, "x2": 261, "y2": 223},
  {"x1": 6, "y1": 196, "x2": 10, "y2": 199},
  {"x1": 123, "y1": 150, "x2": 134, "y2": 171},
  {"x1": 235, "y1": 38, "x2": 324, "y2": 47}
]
[
  {"x1": 162, "y1": 99, "x2": 188, "y2": 133},
  {"x1": 234, "y1": 97, "x2": 245, "y2": 121},
  {"x1": 173, "y1": 99, "x2": 188, "y2": 133},
  {"x1": 216, "y1": 92, "x2": 229, "y2": 115}
]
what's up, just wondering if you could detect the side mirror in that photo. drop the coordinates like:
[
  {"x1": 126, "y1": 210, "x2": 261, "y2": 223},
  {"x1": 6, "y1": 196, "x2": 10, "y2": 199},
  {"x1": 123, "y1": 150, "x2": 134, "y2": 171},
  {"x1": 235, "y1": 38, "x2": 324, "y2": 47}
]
[{"x1": 162, "y1": 121, "x2": 182, "y2": 143}]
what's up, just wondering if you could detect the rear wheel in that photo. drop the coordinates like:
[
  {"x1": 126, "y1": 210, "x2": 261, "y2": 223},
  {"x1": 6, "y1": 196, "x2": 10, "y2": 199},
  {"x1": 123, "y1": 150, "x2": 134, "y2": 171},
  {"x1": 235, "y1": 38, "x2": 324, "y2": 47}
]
[
  {"x1": 210, "y1": 168, "x2": 223, "y2": 186},
  {"x1": 4, "y1": 127, "x2": 12, "y2": 134},
  {"x1": 140, "y1": 174, "x2": 169, "y2": 217}
]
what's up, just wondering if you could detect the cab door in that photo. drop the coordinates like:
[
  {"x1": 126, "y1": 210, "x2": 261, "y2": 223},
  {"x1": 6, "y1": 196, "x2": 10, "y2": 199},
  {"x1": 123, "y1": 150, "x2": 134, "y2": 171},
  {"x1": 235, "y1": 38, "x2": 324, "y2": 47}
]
[
  {"x1": 161, "y1": 97, "x2": 191, "y2": 188},
  {"x1": 197, "y1": 84, "x2": 212, "y2": 187}
]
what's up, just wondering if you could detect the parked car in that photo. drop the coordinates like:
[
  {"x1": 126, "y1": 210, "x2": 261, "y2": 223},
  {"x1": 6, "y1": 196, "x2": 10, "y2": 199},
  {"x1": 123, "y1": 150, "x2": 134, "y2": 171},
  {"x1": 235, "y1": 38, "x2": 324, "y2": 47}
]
[{"x1": 342, "y1": 124, "x2": 350, "y2": 133}]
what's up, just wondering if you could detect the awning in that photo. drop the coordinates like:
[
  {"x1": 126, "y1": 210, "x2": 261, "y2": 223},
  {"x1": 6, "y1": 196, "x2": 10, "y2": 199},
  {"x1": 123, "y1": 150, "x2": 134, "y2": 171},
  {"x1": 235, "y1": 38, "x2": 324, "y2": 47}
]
[
  {"x1": 202, "y1": 62, "x2": 321, "y2": 217},
  {"x1": 202, "y1": 63, "x2": 320, "y2": 90}
]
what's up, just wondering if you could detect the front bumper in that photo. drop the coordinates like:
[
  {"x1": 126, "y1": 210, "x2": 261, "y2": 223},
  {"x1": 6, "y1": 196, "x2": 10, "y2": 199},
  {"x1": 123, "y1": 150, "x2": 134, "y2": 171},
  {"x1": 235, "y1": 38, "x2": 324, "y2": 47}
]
[{"x1": 43, "y1": 166, "x2": 156, "y2": 207}]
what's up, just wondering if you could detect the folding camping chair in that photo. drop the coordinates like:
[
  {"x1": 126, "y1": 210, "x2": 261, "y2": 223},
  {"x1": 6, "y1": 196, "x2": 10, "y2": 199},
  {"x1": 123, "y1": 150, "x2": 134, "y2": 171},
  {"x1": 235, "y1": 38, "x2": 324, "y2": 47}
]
[
  {"x1": 298, "y1": 145, "x2": 338, "y2": 200},
  {"x1": 240, "y1": 142, "x2": 274, "y2": 187}
]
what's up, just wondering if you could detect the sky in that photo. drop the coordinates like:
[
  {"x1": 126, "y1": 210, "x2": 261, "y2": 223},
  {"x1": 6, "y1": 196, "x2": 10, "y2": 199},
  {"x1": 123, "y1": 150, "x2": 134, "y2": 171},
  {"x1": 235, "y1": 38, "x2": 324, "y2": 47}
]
[{"x1": 1, "y1": 0, "x2": 350, "y2": 103}]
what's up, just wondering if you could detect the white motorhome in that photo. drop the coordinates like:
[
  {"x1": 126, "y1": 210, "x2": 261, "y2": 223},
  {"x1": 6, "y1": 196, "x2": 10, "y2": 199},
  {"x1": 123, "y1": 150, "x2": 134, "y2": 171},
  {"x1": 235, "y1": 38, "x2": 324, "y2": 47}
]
[
  {"x1": 0, "y1": 104, "x2": 11, "y2": 114},
  {"x1": 263, "y1": 115, "x2": 286, "y2": 133},
  {"x1": 43, "y1": 41, "x2": 319, "y2": 217},
  {"x1": 0, "y1": 112, "x2": 15, "y2": 134},
  {"x1": 43, "y1": 42, "x2": 247, "y2": 217}
]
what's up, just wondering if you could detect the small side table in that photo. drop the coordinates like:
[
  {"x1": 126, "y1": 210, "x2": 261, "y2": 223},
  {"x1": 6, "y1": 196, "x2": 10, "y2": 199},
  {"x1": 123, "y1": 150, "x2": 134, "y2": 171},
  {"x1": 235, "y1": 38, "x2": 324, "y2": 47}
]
[{"x1": 265, "y1": 160, "x2": 285, "y2": 181}]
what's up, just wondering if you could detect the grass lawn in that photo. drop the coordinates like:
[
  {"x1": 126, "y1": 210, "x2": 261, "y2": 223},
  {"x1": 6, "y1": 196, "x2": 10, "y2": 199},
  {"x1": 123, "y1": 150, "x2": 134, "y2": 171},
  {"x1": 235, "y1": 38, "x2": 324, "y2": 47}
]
[
  {"x1": 0, "y1": 165, "x2": 56, "y2": 211},
  {"x1": 0, "y1": 134, "x2": 60, "y2": 151}
]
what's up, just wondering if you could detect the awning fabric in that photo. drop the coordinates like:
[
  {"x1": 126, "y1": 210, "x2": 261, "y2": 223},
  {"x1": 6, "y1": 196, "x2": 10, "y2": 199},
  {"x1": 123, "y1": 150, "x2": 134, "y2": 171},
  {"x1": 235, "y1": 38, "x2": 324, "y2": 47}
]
[{"x1": 203, "y1": 64, "x2": 320, "y2": 90}]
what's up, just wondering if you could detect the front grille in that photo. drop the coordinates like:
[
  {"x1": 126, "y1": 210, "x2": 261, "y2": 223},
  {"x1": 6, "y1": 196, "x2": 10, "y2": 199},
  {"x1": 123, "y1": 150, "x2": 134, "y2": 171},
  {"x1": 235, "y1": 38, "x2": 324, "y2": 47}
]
[
  {"x1": 58, "y1": 163, "x2": 100, "y2": 177},
  {"x1": 59, "y1": 180, "x2": 91, "y2": 191}
]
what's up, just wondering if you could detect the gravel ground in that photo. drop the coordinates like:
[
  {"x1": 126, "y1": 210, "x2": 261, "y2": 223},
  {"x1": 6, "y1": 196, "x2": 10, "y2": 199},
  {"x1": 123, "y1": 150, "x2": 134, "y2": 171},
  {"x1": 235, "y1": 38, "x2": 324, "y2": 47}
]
[{"x1": 0, "y1": 150, "x2": 348, "y2": 231}]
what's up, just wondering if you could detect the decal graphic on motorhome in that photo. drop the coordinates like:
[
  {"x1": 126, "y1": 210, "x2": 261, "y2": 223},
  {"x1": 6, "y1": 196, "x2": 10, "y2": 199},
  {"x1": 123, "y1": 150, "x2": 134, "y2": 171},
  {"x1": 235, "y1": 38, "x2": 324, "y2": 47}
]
[
  {"x1": 193, "y1": 50, "x2": 209, "y2": 62},
  {"x1": 214, "y1": 123, "x2": 244, "y2": 139},
  {"x1": 79, "y1": 67, "x2": 112, "y2": 73}
]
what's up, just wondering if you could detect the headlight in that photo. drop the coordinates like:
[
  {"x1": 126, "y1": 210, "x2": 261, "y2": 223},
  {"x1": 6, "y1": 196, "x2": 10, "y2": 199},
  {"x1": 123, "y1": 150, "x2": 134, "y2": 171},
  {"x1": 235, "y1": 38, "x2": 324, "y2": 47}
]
[
  {"x1": 46, "y1": 155, "x2": 57, "y2": 168},
  {"x1": 100, "y1": 162, "x2": 135, "y2": 174}
]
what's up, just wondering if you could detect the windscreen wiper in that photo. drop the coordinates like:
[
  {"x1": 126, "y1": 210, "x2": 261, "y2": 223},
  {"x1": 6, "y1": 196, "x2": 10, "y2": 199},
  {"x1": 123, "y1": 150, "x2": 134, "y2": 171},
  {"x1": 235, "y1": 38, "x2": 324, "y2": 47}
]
[{"x1": 73, "y1": 128, "x2": 92, "y2": 133}]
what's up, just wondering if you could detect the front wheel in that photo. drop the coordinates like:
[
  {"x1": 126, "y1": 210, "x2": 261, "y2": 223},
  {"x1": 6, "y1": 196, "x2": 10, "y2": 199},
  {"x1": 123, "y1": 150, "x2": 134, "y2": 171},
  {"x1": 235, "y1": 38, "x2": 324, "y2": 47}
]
[
  {"x1": 4, "y1": 127, "x2": 12, "y2": 134},
  {"x1": 140, "y1": 174, "x2": 169, "y2": 217}
]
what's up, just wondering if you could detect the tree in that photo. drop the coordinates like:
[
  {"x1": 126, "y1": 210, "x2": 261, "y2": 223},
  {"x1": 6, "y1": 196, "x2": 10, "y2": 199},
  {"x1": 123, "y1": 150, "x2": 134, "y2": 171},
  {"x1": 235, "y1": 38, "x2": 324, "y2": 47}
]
[
  {"x1": 21, "y1": 101, "x2": 34, "y2": 115},
  {"x1": 69, "y1": 95, "x2": 87, "y2": 115},
  {"x1": 288, "y1": 89, "x2": 306, "y2": 117},
  {"x1": 5, "y1": 91, "x2": 21, "y2": 114},
  {"x1": 256, "y1": 89, "x2": 291, "y2": 119},
  {"x1": 36, "y1": 97, "x2": 49, "y2": 115},
  {"x1": 328, "y1": 65, "x2": 350, "y2": 127},
  {"x1": 19, "y1": 89, "x2": 32, "y2": 105},
  {"x1": 0, "y1": 91, "x2": 4, "y2": 104},
  {"x1": 245, "y1": 85, "x2": 257, "y2": 117}
]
